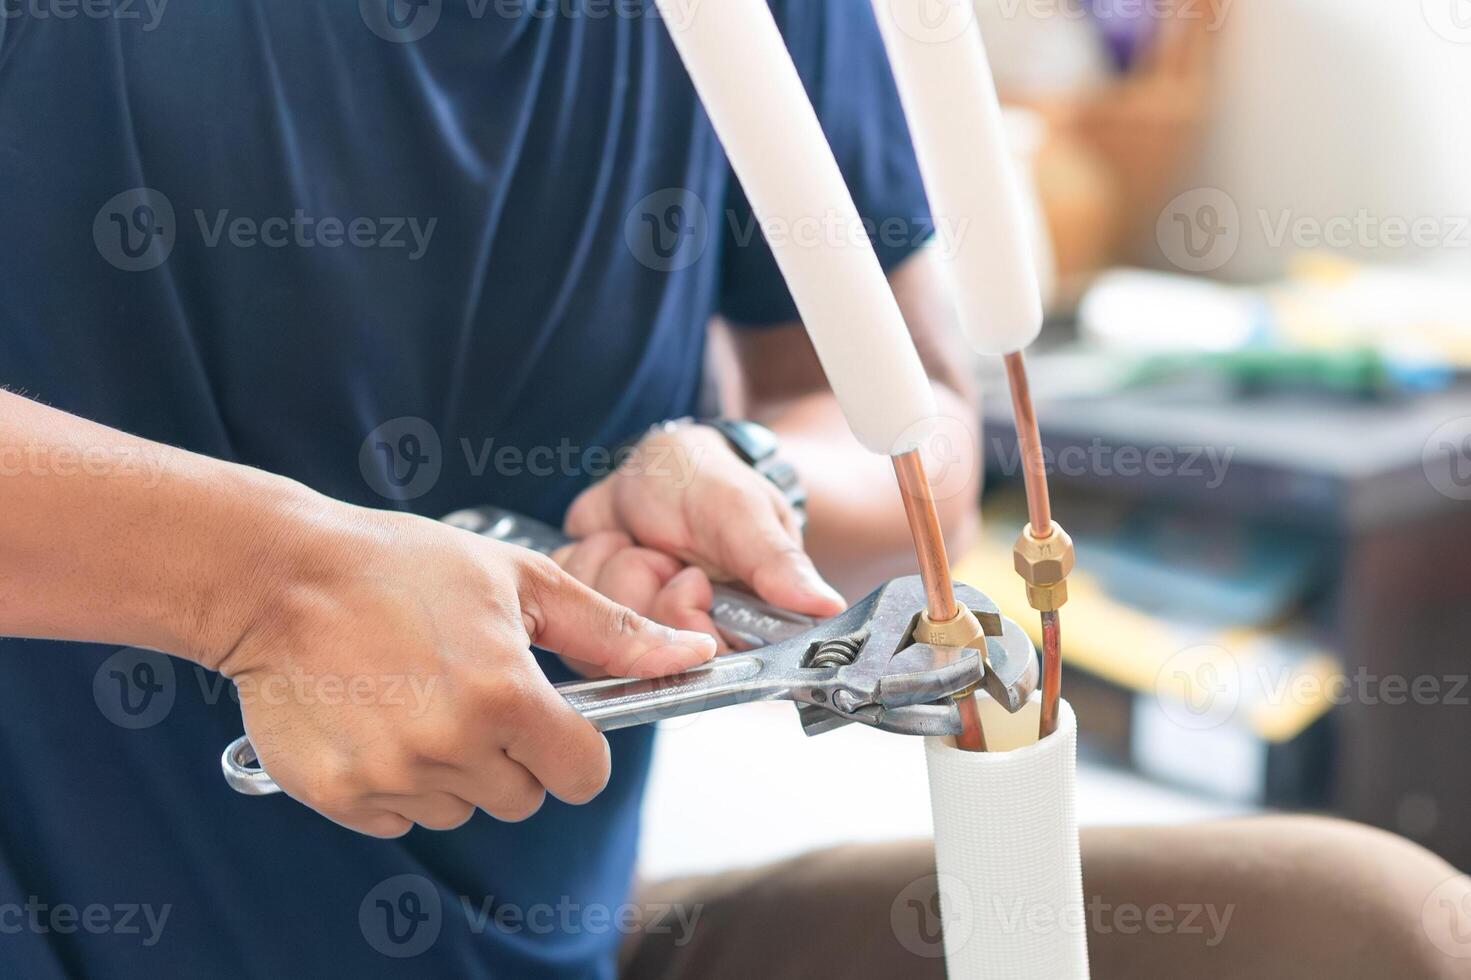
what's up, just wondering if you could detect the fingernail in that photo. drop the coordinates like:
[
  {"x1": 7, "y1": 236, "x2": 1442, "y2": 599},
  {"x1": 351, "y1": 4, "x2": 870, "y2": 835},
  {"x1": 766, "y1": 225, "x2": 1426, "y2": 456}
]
[
  {"x1": 672, "y1": 630, "x2": 718, "y2": 655},
  {"x1": 799, "y1": 567, "x2": 846, "y2": 607}
]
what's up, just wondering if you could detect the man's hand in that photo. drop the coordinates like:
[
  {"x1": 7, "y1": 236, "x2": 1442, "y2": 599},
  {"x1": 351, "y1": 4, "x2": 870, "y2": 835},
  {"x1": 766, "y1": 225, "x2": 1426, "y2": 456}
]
[
  {"x1": 550, "y1": 531, "x2": 720, "y2": 675},
  {"x1": 214, "y1": 502, "x2": 716, "y2": 838},
  {"x1": 565, "y1": 423, "x2": 846, "y2": 621}
]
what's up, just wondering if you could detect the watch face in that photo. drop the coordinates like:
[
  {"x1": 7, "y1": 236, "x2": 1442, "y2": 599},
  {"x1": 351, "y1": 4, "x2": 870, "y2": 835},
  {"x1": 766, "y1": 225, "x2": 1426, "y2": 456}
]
[{"x1": 711, "y1": 418, "x2": 779, "y2": 465}]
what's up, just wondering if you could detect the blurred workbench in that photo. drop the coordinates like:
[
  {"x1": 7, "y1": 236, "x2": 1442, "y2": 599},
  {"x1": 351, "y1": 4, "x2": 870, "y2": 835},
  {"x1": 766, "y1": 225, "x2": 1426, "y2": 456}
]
[{"x1": 979, "y1": 357, "x2": 1471, "y2": 868}]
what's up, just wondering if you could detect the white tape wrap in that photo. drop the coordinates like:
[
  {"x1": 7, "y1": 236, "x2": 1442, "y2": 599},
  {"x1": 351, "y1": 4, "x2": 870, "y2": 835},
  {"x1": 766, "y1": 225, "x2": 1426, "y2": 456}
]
[
  {"x1": 925, "y1": 700, "x2": 1089, "y2": 979},
  {"x1": 871, "y1": 1, "x2": 1044, "y2": 355},
  {"x1": 654, "y1": 0, "x2": 937, "y2": 455}
]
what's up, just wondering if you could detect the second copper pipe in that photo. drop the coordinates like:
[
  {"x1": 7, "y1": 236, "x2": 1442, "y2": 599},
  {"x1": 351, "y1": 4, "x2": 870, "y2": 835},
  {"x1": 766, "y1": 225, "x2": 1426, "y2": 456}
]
[
  {"x1": 1005, "y1": 350, "x2": 1063, "y2": 740},
  {"x1": 1003, "y1": 351, "x2": 1052, "y2": 540}
]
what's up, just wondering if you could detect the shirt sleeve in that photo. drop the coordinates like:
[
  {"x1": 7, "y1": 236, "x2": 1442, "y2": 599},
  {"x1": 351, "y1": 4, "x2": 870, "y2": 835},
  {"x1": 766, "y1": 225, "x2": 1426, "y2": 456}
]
[{"x1": 717, "y1": 0, "x2": 933, "y2": 328}]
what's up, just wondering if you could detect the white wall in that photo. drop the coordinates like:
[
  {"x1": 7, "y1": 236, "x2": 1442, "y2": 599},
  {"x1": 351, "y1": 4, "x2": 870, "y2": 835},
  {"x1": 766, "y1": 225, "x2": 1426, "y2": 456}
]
[{"x1": 1166, "y1": 0, "x2": 1471, "y2": 281}]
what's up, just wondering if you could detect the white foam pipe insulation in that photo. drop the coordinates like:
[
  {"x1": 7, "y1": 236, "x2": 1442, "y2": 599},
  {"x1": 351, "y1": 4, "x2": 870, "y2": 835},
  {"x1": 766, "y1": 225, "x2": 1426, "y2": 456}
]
[
  {"x1": 651, "y1": 0, "x2": 937, "y2": 456},
  {"x1": 872, "y1": 4, "x2": 1088, "y2": 976},
  {"x1": 926, "y1": 700, "x2": 1088, "y2": 979},
  {"x1": 653, "y1": 3, "x2": 1084, "y2": 975},
  {"x1": 870, "y1": 0, "x2": 1045, "y2": 356}
]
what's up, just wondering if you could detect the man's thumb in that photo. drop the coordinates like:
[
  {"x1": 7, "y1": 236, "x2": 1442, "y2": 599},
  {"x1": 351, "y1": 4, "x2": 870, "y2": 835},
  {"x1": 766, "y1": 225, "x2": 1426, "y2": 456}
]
[{"x1": 518, "y1": 556, "x2": 716, "y2": 678}]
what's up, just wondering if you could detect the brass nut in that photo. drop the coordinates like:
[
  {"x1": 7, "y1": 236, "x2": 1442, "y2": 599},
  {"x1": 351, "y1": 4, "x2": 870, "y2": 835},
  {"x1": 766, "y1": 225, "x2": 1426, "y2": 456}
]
[
  {"x1": 1013, "y1": 522, "x2": 1075, "y2": 587},
  {"x1": 912, "y1": 606, "x2": 984, "y2": 649},
  {"x1": 1025, "y1": 580, "x2": 1069, "y2": 612}
]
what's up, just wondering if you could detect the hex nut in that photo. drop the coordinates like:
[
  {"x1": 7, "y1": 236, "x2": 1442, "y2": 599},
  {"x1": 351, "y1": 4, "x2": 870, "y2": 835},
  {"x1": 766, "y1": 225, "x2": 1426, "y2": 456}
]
[
  {"x1": 1013, "y1": 523, "x2": 1075, "y2": 586},
  {"x1": 1025, "y1": 579, "x2": 1069, "y2": 613}
]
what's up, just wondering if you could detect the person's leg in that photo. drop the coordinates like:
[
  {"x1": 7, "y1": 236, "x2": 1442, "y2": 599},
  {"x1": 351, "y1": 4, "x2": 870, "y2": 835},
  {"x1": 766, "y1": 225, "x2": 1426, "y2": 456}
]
[{"x1": 621, "y1": 816, "x2": 1471, "y2": 980}]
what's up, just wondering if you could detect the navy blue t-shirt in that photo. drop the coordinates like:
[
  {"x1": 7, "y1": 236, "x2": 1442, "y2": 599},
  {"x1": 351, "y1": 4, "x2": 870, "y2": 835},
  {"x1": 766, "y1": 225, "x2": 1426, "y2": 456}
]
[{"x1": 0, "y1": 3, "x2": 930, "y2": 976}]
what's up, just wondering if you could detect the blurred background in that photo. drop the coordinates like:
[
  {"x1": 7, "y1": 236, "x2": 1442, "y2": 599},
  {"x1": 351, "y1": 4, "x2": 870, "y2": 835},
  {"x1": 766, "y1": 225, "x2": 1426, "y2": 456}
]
[{"x1": 640, "y1": 0, "x2": 1471, "y2": 879}]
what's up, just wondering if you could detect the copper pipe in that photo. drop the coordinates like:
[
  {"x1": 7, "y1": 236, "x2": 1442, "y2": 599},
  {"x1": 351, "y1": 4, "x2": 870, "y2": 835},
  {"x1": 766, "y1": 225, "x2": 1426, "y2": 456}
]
[
  {"x1": 954, "y1": 690, "x2": 988, "y2": 752},
  {"x1": 891, "y1": 450, "x2": 958, "y2": 624},
  {"x1": 1002, "y1": 351, "x2": 1053, "y2": 539},
  {"x1": 892, "y1": 451, "x2": 987, "y2": 750},
  {"x1": 1005, "y1": 350, "x2": 1065, "y2": 739},
  {"x1": 1039, "y1": 610, "x2": 1062, "y2": 738}
]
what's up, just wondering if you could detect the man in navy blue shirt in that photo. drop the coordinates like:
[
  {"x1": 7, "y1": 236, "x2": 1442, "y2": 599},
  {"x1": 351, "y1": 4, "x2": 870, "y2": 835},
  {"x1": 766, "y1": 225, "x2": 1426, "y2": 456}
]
[{"x1": 0, "y1": 2, "x2": 982, "y2": 976}]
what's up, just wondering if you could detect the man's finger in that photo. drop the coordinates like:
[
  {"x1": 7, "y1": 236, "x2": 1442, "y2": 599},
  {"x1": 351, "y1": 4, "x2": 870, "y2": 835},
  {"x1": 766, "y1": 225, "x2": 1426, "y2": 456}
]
[
  {"x1": 564, "y1": 482, "x2": 618, "y2": 539},
  {"x1": 517, "y1": 554, "x2": 716, "y2": 677},
  {"x1": 651, "y1": 566, "x2": 723, "y2": 648},
  {"x1": 594, "y1": 547, "x2": 682, "y2": 612},
  {"x1": 717, "y1": 491, "x2": 845, "y2": 618},
  {"x1": 557, "y1": 531, "x2": 634, "y2": 585},
  {"x1": 446, "y1": 750, "x2": 556, "y2": 820},
  {"x1": 494, "y1": 681, "x2": 613, "y2": 807}
]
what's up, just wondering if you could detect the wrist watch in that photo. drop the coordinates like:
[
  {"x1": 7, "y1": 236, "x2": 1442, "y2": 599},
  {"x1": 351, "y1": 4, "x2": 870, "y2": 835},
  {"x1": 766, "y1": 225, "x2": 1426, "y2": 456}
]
[{"x1": 642, "y1": 417, "x2": 808, "y2": 524}]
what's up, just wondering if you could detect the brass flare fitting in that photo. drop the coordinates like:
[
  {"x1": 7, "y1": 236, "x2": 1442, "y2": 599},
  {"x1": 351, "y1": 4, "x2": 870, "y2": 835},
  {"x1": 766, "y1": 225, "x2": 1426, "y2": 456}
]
[
  {"x1": 1013, "y1": 522, "x2": 1075, "y2": 613},
  {"x1": 911, "y1": 605, "x2": 985, "y2": 650}
]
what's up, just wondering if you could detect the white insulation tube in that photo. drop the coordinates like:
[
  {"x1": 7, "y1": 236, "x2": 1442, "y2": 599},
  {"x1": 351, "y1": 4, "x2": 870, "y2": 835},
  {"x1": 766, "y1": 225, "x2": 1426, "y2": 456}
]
[
  {"x1": 653, "y1": 0, "x2": 937, "y2": 456},
  {"x1": 925, "y1": 700, "x2": 1090, "y2": 979},
  {"x1": 870, "y1": 1, "x2": 1044, "y2": 355}
]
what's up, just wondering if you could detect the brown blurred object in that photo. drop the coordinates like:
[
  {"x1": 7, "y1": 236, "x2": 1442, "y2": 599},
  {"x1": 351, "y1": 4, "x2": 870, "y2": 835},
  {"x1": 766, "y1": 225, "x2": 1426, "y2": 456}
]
[{"x1": 1011, "y1": 0, "x2": 1222, "y2": 300}]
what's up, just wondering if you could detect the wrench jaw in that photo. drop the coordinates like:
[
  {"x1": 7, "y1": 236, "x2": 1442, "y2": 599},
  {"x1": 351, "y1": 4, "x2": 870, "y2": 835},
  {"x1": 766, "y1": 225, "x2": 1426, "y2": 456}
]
[{"x1": 794, "y1": 584, "x2": 1040, "y2": 739}]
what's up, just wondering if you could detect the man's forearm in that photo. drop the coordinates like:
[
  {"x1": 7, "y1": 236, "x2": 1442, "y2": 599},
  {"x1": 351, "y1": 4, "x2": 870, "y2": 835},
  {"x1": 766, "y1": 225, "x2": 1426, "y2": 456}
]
[{"x1": 0, "y1": 390, "x2": 323, "y2": 666}]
